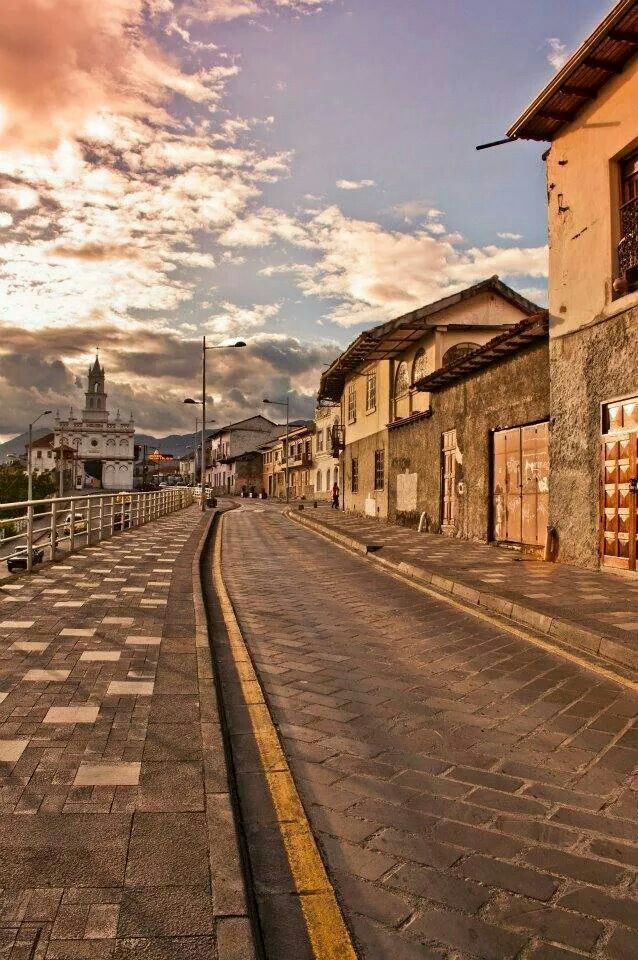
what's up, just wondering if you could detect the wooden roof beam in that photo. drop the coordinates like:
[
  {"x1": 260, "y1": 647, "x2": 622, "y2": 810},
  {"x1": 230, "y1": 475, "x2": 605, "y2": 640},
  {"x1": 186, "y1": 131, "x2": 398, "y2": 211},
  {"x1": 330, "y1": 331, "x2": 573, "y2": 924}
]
[
  {"x1": 561, "y1": 83, "x2": 596, "y2": 98},
  {"x1": 584, "y1": 56, "x2": 623, "y2": 72},
  {"x1": 609, "y1": 28, "x2": 638, "y2": 43}
]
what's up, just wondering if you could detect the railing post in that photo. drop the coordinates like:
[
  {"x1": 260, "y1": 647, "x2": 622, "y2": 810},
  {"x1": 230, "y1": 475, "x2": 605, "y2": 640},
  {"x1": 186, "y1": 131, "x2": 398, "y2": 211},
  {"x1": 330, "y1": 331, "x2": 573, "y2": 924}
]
[
  {"x1": 110, "y1": 495, "x2": 115, "y2": 538},
  {"x1": 86, "y1": 496, "x2": 92, "y2": 546},
  {"x1": 98, "y1": 496, "x2": 104, "y2": 542},
  {"x1": 50, "y1": 498, "x2": 58, "y2": 561},
  {"x1": 70, "y1": 499, "x2": 76, "y2": 553},
  {"x1": 26, "y1": 501, "x2": 34, "y2": 573}
]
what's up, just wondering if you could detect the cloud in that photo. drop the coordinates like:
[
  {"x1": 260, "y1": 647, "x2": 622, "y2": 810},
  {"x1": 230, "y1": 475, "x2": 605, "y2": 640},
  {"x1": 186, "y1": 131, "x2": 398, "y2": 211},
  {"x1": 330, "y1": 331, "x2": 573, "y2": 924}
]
[
  {"x1": 391, "y1": 201, "x2": 442, "y2": 223},
  {"x1": 0, "y1": 321, "x2": 339, "y2": 436},
  {"x1": 264, "y1": 206, "x2": 548, "y2": 327},
  {"x1": 336, "y1": 179, "x2": 376, "y2": 191},
  {"x1": 497, "y1": 231, "x2": 523, "y2": 241},
  {"x1": 546, "y1": 38, "x2": 569, "y2": 71},
  {"x1": 204, "y1": 301, "x2": 281, "y2": 336}
]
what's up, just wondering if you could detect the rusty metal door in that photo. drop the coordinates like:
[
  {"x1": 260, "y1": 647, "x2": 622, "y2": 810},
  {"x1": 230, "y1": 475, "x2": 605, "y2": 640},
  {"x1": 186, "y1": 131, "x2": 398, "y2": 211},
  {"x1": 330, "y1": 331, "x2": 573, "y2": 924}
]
[
  {"x1": 601, "y1": 397, "x2": 638, "y2": 570},
  {"x1": 493, "y1": 423, "x2": 549, "y2": 547},
  {"x1": 441, "y1": 430, "x2": 458, "y2": 532}
]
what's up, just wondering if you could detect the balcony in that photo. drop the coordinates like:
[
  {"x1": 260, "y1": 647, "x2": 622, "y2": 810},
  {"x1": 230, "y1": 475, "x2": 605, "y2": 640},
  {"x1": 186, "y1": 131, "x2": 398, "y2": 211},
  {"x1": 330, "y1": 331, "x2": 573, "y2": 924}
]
[{"x1": 617, "y1": 196, "x2": 638, "y2": 292}]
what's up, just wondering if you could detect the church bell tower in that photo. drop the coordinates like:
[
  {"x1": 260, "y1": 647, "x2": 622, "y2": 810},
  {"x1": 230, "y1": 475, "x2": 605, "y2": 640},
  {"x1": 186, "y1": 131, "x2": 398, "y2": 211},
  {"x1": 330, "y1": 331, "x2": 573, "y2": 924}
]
[{"x1": 82, "y1": 356, "x2": 109, "y2": 422}]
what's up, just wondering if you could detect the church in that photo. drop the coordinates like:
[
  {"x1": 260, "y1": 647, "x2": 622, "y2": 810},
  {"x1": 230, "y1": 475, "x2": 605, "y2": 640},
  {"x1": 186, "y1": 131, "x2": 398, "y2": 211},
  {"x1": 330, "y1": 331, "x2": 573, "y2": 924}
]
[{"x1": 54, "y1": 357, "x2": 135, "y2": 491}]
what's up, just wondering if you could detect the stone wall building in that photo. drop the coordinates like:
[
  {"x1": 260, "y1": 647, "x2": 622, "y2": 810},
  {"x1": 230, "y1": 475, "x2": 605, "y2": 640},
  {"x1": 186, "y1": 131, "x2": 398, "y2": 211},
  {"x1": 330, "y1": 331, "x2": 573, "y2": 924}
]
[
  {"x1": 388, "y1": 314, "x2": 549, "y2": 550},
  {"x1": 318, "y1": 278, "x2": 540, "y2": 518},
  {"x1": 207, "y1": 416, "x2": 280, "y2": 495},
  {"x1": 54, "y1": 358, "x2": 135, "y2": 491},
  {"x1": 509, "y1": 0, "x2": 638, "y2": 570}
]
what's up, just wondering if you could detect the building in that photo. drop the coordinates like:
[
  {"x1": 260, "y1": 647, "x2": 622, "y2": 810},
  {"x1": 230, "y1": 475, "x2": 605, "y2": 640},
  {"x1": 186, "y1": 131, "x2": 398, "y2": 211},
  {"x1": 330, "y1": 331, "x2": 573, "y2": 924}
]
[
  {"x1": 313, "y1": 405, "x2": 340, "y2": 501},
  {"x1": 207, "y1": 416, "x2": 281, "y2": 495},
  {"x1": 388, "y1": 314, "x2": 549, "y2": 550},
  {"x1": 54, "y1": 358, "x2": 135, "y2": 491},
  {"x1": 318, "y1": 278, "x2": 540, "y2": 518},
  {"x1": 26, "y1": 433, "x2": 77, "y2": 482},
  {"x1": 508, "y1": 0, "x2": 638, "y2": 570},
  {"x1": 261, "y1": 423, "x2": 315, "y2": 499}
]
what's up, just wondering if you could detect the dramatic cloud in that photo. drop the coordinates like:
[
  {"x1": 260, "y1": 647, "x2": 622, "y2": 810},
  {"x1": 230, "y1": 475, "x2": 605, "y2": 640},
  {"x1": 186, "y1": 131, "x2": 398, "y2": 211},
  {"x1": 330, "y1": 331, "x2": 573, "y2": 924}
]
[
  {"x1": 260, "y1": 206, "x2": 548, "y2": 327},
  {"x1": 336, "y1": 179, "x2": 376, "y2": 191},
  {"x1": 0, "y1": 323, "x2": 338, "y2": 437},
  {"x1": 497, "y1": 231, "x2": 523, "y2": 241},
  {"x1": 546, "y1": 37, "x2": 569, "y2": 71},
  {"x1": 391, "y1": 201, "x2": 443, "y2": 223}
]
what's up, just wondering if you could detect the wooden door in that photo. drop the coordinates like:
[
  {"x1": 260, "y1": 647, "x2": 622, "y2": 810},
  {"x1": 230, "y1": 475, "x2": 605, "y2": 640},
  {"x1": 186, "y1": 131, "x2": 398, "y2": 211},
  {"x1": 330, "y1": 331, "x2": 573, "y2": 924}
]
[
  {"x1": 441, "y1": 430, "x2": 458, "y2": 532},
  {"x1": 493, "y1": 423, "x2": 549, "y2": 547},
  {"x1": 601, "y1": 397, "x2": 638, "y2": 570}
]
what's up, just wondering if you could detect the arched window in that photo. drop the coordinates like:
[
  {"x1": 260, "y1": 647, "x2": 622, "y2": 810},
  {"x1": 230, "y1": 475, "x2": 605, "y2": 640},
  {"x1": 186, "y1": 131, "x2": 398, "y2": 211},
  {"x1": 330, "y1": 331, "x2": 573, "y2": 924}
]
[
  {"x1": 394, "y1": 362, "x2": 409, "y2": 398},
  {"x1": 316, "y1": 470, "x2": 322, "y2": 492},
  {"x1": 120, "y1": 439, "x2": 128, "y2": 448},
  {"x1": 412, "y1": 349, "x2": 427, "y2": 383},
  {"x1": 442, "y1": 342, "x2": 480, "y2": 367},
  {"x1": 333, "y1": 466, "x2": 339, "y2": 485},
  {"x1": 106, "y1": 439, "x2": 115, "y2": 449},
  {"x1": 326, "y1": 468, "x2": 331, "y2": 490}
]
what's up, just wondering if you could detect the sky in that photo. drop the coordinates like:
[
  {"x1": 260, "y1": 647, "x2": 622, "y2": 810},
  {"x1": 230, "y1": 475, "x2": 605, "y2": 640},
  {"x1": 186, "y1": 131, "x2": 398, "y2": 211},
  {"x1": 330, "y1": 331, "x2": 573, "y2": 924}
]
[{"x1": 0, "y1": 0, "x2": 616, "y2": 439}]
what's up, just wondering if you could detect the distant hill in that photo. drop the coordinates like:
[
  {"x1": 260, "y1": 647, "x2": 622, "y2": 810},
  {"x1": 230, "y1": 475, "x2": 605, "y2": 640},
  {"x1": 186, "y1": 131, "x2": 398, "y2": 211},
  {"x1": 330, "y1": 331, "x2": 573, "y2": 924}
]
[{"x1": 0, "y1": 426, "x2": 53, "y2": 462}]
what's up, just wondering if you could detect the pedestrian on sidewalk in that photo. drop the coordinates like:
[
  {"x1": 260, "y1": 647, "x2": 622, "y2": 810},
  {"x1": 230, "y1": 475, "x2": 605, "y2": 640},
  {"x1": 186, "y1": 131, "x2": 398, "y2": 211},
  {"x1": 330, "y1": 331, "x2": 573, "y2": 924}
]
[{"x1": 331, "y1": 481, "x2": 340, "y2": 509}]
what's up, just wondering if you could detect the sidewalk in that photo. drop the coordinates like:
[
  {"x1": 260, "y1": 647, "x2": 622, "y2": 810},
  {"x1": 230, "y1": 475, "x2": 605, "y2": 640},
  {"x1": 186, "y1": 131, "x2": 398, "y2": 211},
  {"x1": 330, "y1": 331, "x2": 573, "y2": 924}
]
[
  {"x1": 291, "y1": 506, "x2": 638, "y2": 675},
  {"x1": 0, "y1": 506, "x2": 254, "y2": 960}
]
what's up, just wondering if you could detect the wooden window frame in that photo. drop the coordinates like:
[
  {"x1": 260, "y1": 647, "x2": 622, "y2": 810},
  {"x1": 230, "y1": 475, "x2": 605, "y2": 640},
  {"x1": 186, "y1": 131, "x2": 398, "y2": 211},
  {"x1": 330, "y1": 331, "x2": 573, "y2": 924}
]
[
  {"x1": 374, "y1": 449, "x2": 385, "y2": 491},
  {"x1": 351, "y1": 457, "x2": 359, "y2": 494},
  {"x1": 347, "y1": 383, "x2": 357, "y2": 424},
  {"x1": 365, "y1": 370, "x2": 377, "y2": 413}
]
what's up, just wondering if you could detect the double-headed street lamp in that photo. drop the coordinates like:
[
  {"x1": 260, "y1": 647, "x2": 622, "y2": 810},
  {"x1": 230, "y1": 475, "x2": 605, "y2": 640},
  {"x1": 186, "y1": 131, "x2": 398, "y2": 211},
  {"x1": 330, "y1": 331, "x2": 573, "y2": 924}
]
[
  {"x1": 185, "y1": 336, "x2": 246, "y2": 509},
  {"x1": 27, "y1": 410, "x2": 52, "y2": 502},
  {"x1": 263, "y1": 396, "x2": 290, "y2": 504}
]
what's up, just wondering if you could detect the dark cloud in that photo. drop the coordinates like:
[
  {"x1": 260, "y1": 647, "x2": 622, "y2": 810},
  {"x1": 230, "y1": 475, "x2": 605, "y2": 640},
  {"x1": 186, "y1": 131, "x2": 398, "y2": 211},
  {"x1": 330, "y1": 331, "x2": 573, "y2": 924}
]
[{"x1": 0, "y1": 321, "x2": 339, "y2": 438}]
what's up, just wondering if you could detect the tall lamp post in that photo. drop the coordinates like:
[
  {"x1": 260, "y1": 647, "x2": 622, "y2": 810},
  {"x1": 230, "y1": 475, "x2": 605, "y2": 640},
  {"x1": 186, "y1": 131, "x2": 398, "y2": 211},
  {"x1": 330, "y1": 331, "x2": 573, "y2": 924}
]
[
  {"x1": 181, "y1": 408, "x2": 216, "y2": 488},
  {"x1": 263, "y1": 396, "x2": 290, "y2": 503},
  {"x1": 27, "y1": 410, "x2": 52, "y2": 502},
  {"x1": 185, "y1": 336, "x2": 245, "y2": 510}
]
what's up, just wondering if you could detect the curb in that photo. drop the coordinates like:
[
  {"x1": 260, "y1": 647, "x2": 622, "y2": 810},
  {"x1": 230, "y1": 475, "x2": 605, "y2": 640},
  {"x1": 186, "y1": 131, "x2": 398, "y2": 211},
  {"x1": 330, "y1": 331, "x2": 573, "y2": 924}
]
[
  {"x1": 191, "y1": 510, "x2": 258, "y2": 959},
  {"x1": 288, "y1": 510, "x2": 638, "y2": 677}
]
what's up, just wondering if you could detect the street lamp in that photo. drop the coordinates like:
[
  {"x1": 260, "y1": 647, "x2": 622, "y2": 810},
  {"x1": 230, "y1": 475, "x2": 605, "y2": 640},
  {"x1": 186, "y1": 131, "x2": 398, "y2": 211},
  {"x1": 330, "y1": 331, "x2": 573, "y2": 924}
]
[
  {"x1": 186, "y1": 337, "x2": 246, "y2": 510},
  {"x1": 263, "y1": 396, "x2": 290, "y2": 504},
  {"x1": 182, "y1": 403, "x2": 216, "y2": 487},
  {"x1": 27, "y1": 410, "x2": 52, "y2": 502}
]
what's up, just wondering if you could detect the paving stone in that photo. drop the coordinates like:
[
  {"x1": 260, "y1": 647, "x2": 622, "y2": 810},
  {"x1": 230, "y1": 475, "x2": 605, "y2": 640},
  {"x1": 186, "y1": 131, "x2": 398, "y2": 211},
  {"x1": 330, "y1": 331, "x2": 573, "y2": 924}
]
[
  {"x1": 486, "y1": 898, "x2": 604, "y2": 951},
  {"x1": 43, "y1": 707, "x2": 100, "y2": 725},
  {"x1": 524, "y1": 845, "x2": 627, "y2": 886},
  {"x1": 406, "y1": 907, "x2": 526, "y2": 959},
  {"x1": 458, "y1": 854, "x2": 559, "y2": 900},
  {"x1": 387, "y1": 861, "x2": 490, "y2": 913},
  {"x1": 118, "y1": 888, "x2": 215, "y2": 937},
  {"x1": 75, "y1": 763, "x2": 141, "y2": 787},
  {"x1": 0, "y1": 739, "x2": 29, "y2": 762}
]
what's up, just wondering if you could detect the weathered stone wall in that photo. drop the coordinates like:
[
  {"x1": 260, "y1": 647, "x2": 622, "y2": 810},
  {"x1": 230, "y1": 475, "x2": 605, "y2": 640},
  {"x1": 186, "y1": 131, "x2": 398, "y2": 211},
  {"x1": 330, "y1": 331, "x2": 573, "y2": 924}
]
[
  {"x1": 387, "y1": 340, "x2": 549, "y2": 542},
  {"x1": 549, "y1": 307, "x2": 638, "y2": 568},
  {"x1": 343, "y1": 429, "x2": 389, "y2": 518}
]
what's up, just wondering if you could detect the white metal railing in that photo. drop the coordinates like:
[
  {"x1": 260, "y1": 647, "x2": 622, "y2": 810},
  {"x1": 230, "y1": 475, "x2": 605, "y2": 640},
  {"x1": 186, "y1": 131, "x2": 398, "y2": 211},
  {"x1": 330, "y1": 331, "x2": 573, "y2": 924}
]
[{"x1": 0, "y1": 486, "x2": 200, "y2": 574}]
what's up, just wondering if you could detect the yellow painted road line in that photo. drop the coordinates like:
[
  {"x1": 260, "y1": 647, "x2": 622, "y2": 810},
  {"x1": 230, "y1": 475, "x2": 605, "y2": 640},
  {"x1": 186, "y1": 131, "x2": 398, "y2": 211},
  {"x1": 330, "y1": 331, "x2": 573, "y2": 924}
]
[
  {"x1": 289, "y1": 513, "x2": 638, "y2": 695},
  {"x1": 213, "y1": 514, "x2": 358, "y2": 960}
]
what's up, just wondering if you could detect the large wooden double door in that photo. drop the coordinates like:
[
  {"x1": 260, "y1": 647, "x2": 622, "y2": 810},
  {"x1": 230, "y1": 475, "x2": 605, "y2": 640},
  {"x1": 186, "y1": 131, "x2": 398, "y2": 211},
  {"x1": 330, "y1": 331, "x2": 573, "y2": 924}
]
[
  {"x1": 492, "y1": 423, "x2": 549, "y2": 548},
  {"x1": 601, "y1": 397, "x2": 638, "y2": 570}
]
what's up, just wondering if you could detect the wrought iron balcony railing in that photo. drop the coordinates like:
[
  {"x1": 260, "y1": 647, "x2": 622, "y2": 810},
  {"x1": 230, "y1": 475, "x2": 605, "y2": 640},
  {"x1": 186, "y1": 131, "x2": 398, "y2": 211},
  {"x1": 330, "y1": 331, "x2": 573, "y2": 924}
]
[{"x1": 618, "y1": 195, "x2": 638, "y2": 277}]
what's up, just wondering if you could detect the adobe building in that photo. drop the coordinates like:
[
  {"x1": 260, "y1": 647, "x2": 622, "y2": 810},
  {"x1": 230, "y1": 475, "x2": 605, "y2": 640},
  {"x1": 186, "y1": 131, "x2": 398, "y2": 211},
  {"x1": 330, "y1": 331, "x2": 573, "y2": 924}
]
[
  {"x1": 508, "y1": 0, "x2": 638, "y2": 570},
  {"x1": 388, "y1": 314, "x2": 550, "y2": 551},
  {"x1": 318, "y1": 278, "x2": 540, "y2": 519},
  {"x1": 207, "y1": 416, "x2": 280, "y2": 495},
  {"x1": 313, "y1": 405, "x2": 340, "y2": 501}
]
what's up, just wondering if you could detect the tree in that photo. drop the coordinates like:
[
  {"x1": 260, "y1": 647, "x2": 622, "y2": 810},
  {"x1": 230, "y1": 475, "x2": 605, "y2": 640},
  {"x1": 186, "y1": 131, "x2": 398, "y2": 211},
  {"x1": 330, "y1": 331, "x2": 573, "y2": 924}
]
[{"x1": 0, "y1": 463, "x2": 57, "y2": 514}]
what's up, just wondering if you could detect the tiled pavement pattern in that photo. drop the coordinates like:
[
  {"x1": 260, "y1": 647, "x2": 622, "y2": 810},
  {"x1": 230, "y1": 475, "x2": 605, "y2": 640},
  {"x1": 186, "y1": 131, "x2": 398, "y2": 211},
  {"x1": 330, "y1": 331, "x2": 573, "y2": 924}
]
[
  {"x1": 295, "y1": 506, "x2": 638, "y2": 671},
  {"x1": 221, "y1": 505, "x2": 638, "y2": 960},
  {"x1": 0, "y1": 506, "x2": 251, "y2": 960}
]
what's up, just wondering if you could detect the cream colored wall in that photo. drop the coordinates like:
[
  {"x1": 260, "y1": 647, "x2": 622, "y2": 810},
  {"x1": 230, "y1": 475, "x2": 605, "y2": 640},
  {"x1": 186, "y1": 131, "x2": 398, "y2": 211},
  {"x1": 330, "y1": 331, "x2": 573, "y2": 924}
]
[
  {"x1": 344, "y1": 360, "x2": 392, "y2": 445},
  {"x1": 547, "y1": 56, "x2": 638, "y2": 337}
]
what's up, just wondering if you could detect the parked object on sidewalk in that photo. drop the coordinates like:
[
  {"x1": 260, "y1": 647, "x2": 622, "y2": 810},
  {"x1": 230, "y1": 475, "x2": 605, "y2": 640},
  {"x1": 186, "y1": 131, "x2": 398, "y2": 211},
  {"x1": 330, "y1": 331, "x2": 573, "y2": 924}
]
[{"x1": 7, "y1": 545, "x2": 44, "y2": 571}]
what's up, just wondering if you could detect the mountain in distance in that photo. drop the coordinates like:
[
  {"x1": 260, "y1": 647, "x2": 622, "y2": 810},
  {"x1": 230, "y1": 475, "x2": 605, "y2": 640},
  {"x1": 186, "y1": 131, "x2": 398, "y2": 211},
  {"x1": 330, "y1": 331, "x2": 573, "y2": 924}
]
[{"x1": 0, "y1": 426, "x2": 53, "y2": 462}]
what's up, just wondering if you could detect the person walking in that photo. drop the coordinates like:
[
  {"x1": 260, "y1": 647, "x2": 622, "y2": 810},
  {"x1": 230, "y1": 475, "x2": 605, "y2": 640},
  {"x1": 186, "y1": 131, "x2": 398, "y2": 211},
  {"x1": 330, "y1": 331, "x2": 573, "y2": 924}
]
[{"x1": 331, "y1": 481, "x2": 340, "y2": 509}]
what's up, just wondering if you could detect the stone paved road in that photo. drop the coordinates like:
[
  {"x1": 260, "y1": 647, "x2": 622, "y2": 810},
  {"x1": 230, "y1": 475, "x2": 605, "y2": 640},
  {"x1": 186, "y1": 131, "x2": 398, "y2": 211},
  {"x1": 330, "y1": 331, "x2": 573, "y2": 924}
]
[
  {"x1": 0, "y1": 506, "x2": 252, "y2": 960},
  {"x1": 221, "y1": 505, "x2": 638, "y2": 960}
]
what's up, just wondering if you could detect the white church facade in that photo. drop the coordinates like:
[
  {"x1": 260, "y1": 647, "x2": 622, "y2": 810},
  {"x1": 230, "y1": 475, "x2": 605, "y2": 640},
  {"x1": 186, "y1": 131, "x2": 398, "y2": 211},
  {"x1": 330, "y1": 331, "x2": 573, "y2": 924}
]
[{"x1": 54, "y1": 357, "x2": 135, "y2": 492}]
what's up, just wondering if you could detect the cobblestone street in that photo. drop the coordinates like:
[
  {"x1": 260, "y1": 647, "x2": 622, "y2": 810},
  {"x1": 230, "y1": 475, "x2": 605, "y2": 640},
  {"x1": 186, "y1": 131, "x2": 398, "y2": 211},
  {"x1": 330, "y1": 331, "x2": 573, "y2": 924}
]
[
  {"x1": 220, "y1": 504, "x2": 638, "y2": 960},
  {"x1": 0, "y1": 506, "x2": 252, "y2": 960}
]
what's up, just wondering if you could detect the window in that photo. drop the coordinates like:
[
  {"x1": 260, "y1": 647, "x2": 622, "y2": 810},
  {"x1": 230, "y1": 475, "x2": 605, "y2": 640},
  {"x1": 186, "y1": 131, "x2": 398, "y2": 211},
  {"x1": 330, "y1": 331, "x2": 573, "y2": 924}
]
[
  {"x1": 618, "y1": 150, "x2": 638, "y2": 293},
  {"x1": 326, "y1": 468, "x2": 331, "y2": 490},
  {"x1": 394, "y1": 362, "x2": 409, "y2": 398},
  {"x1": 317, "y1": 428, "x2": 324, "y2": 452},
  {"x1": 366, "y1": 370, "x2": 377, "y2": 412},
  {"x1": 347, "y1": 383, "x2": 357, "y2": 423},
  {"x1": 351, "y1": 458, "x2": 359, "y2": 493},
  {"x1": 442, "y1": 342, "x2": 480, "y2": 367},
  {"x1": 412, "y1": 348, "x2": 427, "y2": 383},
  {"x1": 374, "y1": 449, "x2": 385, "y2": 490},
  {"x1": 36, "y1": 449, "x2": 42, "y2": 459},
  {"x1": 316, "y1": 470, "x2": 322, "y2": 492}
]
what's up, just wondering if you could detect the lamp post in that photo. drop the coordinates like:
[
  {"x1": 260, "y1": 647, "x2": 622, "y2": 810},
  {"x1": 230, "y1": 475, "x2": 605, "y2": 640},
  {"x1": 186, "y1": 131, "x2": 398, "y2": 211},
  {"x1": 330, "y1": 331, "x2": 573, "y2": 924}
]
[
  {"x1": 263, "y1": 396, "x2": 290, "y2": 503},
  {"x1": 181, "y1": 407, "x2": 216, "y2": 488},
  {"x1": 27, "y1": 410, "x2": 52, "y2": 502},
  {"x1": 184, "y1": 335, "x2": 245, "y2": 510}
]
